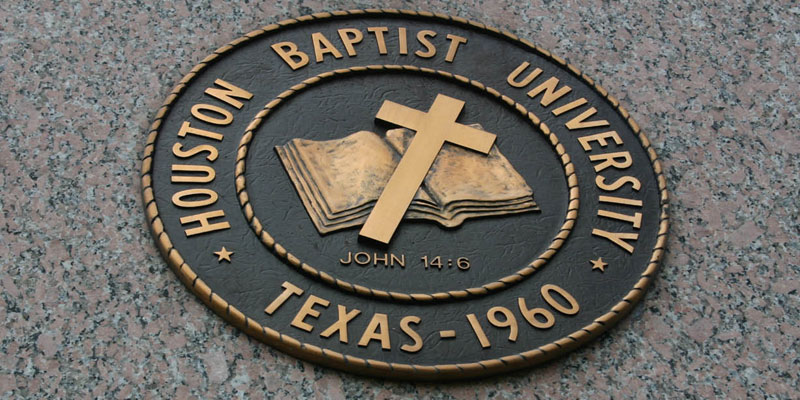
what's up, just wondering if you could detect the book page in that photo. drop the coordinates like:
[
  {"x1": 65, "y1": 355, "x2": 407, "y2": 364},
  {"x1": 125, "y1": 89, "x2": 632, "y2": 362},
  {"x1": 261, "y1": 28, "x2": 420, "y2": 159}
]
[
  {"x1": 384, "y1": 126, "x2": 534, "y2": 207},
  {"x1": 277, "y1": 131, "x2": 439, "y2": 234},
  {"x1": 290, "y1": 131, "x2": 398, "y2": 215}
]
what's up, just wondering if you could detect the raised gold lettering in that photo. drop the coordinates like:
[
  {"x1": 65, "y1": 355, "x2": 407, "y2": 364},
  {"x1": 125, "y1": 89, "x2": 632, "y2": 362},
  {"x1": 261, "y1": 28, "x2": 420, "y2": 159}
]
[
  {"x1": 373, "y1": 253, "x2": 388, "y2": 266},
  {"x1": 354, "y1": 252, "x2": 370, "y2": 265},
  {"x1": 578, "y1": 130, "x2": 622, "y2": 151},
  {"x1": 398, "y1": 27, "x2": 408, "y2": 54},
  {"x1": 541, "y1": 284, "x2": 580, "y2": 315},
  {"x1": 415, "y1": 30, "x2": 437, "y2": 58},
  {"x1": 367, "y1": 27, "x2": 389, "y2": 55},
  {"x1": 599, "y1": 195, "x2": 643, "y2": 207},
  {"x1": 204, "y1": 79, "x2": 253, "y2": 109},
  {"x1": 171, "y1": 164, "x2": 215, "y2": 184},
  {"x1": 190, "y1": 103, "x2": 232, "y2": 125},
  {"x1": 399, "y1": 316, "x2": 423, "y2": 353},
  {"x1": 172, "y1": 188, "x2": 218, "y2": 208},
  {"x1": 337, "y1": 28, "x2": 363, "y2": 57},
  {"x1": 311, "y1": 32, "x2": 344, "y2": 62},
  {"x1": 390, "y1": 253, "x2": 405, "y2": 267},
  {"x1": 466, "y1": 313, "x2": 491, "y2": 349},
  {"x1": 598, "y1": 209, "x2": 643, "y2": 229},
  {"x1": 270, "y1": 41, "x2": 310, "y2": 70},
  {"x1": 264, "y1": 281, "x2": 304, "y2": 315},
  {"x1": 172, "y1": 143, "x2": 218, "y2": 161},
  {"x1": 487, "y1": 306, "x2": 518, "y2": 342},
  {"x1": 596, "y1": 175, "x2": 641, "y2": 191},
  {"x1": 320, "y1": 305, "x2": 361, "y2": 344},
  {"x1": 527, "y1": 76, "x2": 572, "y2": 107},
  {"x1": 177, "y1": 121, "x2": 223, "y2": 141},
  {"x1": 589, "y1": 151, "x2": 632, "y2": 172},
  {"x1": 506, "y1": 61, "x2": 542, "y2": 88},
  {"x1": 565, "y1": 107, "x2": 609, "y2": 130},
  {"x1": 291, "y1": 295, "x2": 330, "y2": 332},
  {"x1": 339, "y1": 251, "x2": 352, "y2": 265},
  {"x1": 180, "y1": 209, "x2": 230, "y2": 237},
  {"x1": 592, "y1": 229, "x2": 638, "y2": 253},
  {"x1": 551, "y1": 98, "x2": 588, "y2": 116},
  {"x1": 444, "y1": 34, "x2": 467, "y2": 62},
  {"x1": 358, "y1": 313, "x2": 391, "y2": 350}
]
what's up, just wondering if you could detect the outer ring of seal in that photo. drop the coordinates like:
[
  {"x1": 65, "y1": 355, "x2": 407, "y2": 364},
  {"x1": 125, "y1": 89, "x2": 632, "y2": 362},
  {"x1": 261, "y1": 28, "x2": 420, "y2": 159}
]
[
  {"x1": 141, "y1": 9, "x2": 669, "y2": 380},
  {"x1": 234, "y1": 65, "x2": 580, "y2": 303}
]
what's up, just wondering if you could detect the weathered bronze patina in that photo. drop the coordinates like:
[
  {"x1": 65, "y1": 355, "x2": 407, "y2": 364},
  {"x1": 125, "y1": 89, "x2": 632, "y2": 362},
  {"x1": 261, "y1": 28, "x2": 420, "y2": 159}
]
[{"x1": 142, "y1": 10, "x2": 668, "y2": 380}]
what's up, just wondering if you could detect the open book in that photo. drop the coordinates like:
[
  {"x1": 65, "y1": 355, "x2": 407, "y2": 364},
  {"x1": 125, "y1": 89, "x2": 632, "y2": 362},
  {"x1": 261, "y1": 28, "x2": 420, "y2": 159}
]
[{"x1": 275, "y1": 125, "x2": 539, "y2": 234}]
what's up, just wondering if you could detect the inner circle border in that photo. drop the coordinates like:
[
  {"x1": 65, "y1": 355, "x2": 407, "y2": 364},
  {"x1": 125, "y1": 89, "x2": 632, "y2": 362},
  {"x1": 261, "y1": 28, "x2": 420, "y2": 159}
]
[
  {"x1": 140, "y1": 9, "x2": 669, "y2": 380},
  {"x1": 234, "y1": 64, "x2": 579, "y2": 302}
]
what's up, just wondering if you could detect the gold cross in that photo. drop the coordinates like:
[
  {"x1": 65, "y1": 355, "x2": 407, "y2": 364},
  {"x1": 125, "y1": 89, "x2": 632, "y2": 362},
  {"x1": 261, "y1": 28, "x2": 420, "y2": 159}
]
[{"x1": 359, "y1": 94, "x2": 497, "y2": 243}]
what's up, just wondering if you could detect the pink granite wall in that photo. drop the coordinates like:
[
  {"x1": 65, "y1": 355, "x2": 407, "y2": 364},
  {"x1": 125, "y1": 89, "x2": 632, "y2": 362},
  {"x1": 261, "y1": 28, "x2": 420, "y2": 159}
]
[{"x1": 0, "y1": 0, "x2": 797, "y2": 398}]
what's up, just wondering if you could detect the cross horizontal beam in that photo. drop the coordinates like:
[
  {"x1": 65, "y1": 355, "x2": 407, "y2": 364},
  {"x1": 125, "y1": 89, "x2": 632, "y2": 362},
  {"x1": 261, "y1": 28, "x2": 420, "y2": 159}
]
[{"x1": 359, "y1": 94, "x2": 497, "y2": 243}]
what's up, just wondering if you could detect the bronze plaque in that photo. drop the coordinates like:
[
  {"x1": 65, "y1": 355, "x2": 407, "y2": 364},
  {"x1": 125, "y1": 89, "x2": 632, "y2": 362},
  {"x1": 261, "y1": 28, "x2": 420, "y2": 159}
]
[{"x1": 142, "y1": 10, "x2": 668, "y2": 380}]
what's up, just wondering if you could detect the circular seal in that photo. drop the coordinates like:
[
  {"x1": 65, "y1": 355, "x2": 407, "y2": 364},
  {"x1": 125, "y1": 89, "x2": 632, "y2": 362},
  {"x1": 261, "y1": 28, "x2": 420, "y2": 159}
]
[{"x1": 142, "y1": 10, "x2": 668, "y2": 380}]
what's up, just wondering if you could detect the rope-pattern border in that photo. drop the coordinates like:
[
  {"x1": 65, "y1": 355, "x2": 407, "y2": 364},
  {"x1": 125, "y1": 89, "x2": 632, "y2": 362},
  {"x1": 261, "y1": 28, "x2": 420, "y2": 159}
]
[
  {"x1": 234, "y1": 65, "x2": 579, "y2": 302},
  {"x1": 141, "y1": 9, "x2": 669, "y2": 380}
]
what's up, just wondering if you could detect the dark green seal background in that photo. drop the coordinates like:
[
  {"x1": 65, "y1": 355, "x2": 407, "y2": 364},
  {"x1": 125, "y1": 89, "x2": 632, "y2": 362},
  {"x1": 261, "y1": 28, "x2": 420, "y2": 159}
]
[
  {"x1": 245, "y1": 71, "x2": 569, "y2": 297},
  {"x1": 148, "y1": 13, "x2": 664, "y2": 373}
]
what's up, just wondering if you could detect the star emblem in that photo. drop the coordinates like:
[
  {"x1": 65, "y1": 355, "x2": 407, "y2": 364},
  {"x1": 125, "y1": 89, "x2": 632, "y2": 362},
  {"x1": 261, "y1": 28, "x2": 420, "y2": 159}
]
[
  {"x1": 214, "y1": 246, "x2": 234, "y2": 263},
  {"x1": 590, "y1": 257, "x2": 608, "y2": 272}
]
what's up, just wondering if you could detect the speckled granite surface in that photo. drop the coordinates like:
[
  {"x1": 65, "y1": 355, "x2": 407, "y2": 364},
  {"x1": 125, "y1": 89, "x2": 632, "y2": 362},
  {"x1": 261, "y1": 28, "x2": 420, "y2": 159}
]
[{"x1": 1, "y1": 0, "x2": 798, "y2": 398}]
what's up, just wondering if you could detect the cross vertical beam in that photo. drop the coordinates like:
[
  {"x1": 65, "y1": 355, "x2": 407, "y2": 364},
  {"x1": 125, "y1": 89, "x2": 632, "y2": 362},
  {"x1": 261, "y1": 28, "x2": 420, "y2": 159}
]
[{"x1": 359, "y1": 94, "x2": 497, "y2": 244}]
